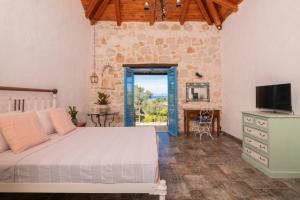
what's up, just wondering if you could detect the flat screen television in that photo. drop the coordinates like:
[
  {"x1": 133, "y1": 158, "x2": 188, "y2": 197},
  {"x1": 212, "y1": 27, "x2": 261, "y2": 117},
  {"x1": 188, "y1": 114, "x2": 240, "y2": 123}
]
[{"x1": 256, "y1": 83, "x2": 292, "y2": 112}]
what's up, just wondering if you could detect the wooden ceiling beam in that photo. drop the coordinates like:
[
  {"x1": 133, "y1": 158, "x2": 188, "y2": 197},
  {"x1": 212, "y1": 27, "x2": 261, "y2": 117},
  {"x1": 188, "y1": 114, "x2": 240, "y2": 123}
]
[
  {"x1": 211, "y1": 0, "x2": 238, "y2": 12},
  {"x1": 94, "y1": 0, "x2": 111, "y2": 20},
  {"x1": 194, "y1": 0, "x2": 212, "y2": 25},
  {"x1": 85, "y1": 0, "x2": 102, "y2": 19},
  {"x1": 207, "y1": 1, "x2": 222, "y2": 30},
  {"x1": 180, "y1": 0, "x2": 191, "y2": 25},
  {"x1": 115, "y1": 0, "x2": 121, "y2": 26},
  {"x1": 80, "y1": 0, "x2": 242, "y2": 26},
  {"x1": 149, "y1": 0, "x2": 157, "y2": 25}
]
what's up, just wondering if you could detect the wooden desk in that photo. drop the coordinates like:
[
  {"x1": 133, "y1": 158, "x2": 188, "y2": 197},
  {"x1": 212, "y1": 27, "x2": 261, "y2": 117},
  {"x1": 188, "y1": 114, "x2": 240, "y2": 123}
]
[{"x1": 184, "y1": 109, "x2": 221, "y2": 136}]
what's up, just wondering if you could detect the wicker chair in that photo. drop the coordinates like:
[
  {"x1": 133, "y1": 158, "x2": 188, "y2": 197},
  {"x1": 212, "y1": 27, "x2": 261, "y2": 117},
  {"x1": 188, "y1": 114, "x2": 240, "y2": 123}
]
[{"x1": 192, "y1": 109, "x2": 214, "y2": 140}]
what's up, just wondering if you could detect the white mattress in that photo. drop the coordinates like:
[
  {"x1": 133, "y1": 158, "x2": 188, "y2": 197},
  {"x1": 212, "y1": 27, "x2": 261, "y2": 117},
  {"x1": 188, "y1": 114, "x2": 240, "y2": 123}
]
[{"x1": 0, "y1": 127, "x2": 158, "y2": 184}]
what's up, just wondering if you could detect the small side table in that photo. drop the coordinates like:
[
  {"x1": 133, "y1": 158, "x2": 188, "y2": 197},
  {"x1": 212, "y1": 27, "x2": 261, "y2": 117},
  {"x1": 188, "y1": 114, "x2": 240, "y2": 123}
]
[
  {"x1": 76, "y1": 122, "x2": 87, "y2": 127},
  {"x1": 87, "y1": 112, "x2": 119, "y2": 127}
]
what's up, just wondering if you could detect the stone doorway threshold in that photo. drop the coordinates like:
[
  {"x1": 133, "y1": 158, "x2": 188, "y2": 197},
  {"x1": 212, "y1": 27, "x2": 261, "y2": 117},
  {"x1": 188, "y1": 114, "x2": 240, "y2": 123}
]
[{"x1": 136, "y1": 123, "x2": 168, "y2": 132}]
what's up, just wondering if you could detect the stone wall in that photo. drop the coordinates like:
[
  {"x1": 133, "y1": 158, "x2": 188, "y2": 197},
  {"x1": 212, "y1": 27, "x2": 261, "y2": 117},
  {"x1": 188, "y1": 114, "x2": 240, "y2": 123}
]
[{"x1": 88, "y1": 21, "x2": 222, "y2": 132}]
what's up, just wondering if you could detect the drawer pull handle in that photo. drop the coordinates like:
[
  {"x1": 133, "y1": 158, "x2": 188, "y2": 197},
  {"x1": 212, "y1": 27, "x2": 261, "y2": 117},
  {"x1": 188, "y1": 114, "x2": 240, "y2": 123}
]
[
  {"x1": 259, "y1": 144, "x2": 266, "y2": 149},
  {"x1": 247, "y1": 128, "x2": 252, "y2": 132},
  {"x1": 247, "y1": 118, "x2": 251, "y2": 121},
  {"x1": 258, "y1": 121, "x2": 266, "y2": 126},
  {"x1": 246, "y1": 139, "x2": 252, "y2": 143},
  {"x1": 259, "y1": 156, "x2": 266, "y2": 162},
  {"x1": 246, "y1": 149, "x2": 252, "y2": 154},
  {"x1": 259, "y1": 133, "x2": 265, "y2": 137}
]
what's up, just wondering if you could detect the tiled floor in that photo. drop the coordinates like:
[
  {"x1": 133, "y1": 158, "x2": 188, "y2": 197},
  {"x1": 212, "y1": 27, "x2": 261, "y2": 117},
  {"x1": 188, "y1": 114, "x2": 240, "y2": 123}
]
[{"x1": 1, "y1": 133, "x2": 300, "y2": 200}]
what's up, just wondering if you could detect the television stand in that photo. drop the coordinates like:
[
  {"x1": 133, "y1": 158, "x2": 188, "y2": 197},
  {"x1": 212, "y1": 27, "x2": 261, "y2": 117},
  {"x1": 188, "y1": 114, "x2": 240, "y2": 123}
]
[{"x1": 242, "y1": 111, "x2": 300, "y2": 178}]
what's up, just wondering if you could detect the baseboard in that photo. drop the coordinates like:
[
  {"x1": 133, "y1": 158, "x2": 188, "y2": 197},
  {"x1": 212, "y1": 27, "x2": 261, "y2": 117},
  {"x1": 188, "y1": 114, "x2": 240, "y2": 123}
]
[{"x1": 222, "y1": 131, "x2": 242, "y2": 145}]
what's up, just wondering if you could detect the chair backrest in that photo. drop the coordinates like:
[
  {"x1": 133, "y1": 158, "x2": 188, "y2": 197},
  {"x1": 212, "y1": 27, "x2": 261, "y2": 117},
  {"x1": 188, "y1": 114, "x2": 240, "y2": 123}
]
[{"x1": 199, "y1": 109, "x2": 214, "y2": 124}]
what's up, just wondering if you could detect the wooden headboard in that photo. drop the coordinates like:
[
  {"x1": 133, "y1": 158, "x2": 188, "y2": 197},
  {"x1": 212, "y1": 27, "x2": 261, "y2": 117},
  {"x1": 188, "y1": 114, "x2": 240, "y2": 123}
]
[{"x1": 0, "y1": 86, "x2": 58, "y2": 113}]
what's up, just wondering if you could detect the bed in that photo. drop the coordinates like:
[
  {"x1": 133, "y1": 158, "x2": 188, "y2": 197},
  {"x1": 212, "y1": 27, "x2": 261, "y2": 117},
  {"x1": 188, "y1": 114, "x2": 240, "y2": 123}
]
[{"x1": 0, "y1": 86, "x2": 167, "y2": 200}]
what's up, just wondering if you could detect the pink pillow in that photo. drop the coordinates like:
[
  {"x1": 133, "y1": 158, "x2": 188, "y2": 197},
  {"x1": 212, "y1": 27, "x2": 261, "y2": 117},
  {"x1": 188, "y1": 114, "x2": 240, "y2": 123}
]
[
  {"x1": 0, "y1": 112, "x2": 49, "y2": 154},
  {"x1": 49, "y1": 108, "x2": 76, "y2": 135}
]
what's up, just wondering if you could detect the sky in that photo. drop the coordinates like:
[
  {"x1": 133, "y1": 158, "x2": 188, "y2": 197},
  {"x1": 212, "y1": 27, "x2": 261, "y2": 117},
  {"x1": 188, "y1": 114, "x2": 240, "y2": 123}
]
[{"x1": 135, "y1": 75, "x2": 167, "y2": 95}]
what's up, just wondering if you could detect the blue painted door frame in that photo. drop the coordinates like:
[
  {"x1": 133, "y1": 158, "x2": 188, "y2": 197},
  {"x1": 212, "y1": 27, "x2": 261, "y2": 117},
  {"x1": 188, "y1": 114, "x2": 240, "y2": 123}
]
[
  {"x1": 124, "y1": 67, "x2": 178, "y2": 136},
  {"x1": 124, "y1": 67, "x2": 135, "y2": 127},
  {"x1": 167, "y1": 67, "x2": 178, "y2": 136}
]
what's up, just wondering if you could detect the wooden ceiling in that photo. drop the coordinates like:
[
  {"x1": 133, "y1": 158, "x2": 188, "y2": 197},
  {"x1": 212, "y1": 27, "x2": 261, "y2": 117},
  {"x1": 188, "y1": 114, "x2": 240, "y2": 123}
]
[{"x1": 81, "y1": 0, "x2": 243, "y2": 29}]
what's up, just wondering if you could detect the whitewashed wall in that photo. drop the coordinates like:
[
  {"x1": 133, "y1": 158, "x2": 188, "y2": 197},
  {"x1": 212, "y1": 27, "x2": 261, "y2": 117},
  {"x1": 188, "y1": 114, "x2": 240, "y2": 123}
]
[
  {"x1": 221, "y1": 0, "x2": 300, "y2": 139},
  {"x1": 0, "y1": 0, "x2": 91, "y2": 117}
]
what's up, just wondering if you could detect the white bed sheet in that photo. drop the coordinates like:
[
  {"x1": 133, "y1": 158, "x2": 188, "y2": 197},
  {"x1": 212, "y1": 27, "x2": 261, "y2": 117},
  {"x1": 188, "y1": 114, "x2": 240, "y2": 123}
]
[{"x1": 0, "y1": 127, "x2": 158, "y2": 184}]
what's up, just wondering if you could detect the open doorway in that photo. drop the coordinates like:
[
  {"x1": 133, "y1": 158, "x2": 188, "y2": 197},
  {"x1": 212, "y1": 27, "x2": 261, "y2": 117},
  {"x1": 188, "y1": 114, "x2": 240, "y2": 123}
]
[
  {"x1": 124, "y1": 66, "x2": 178, "y2": 136},
  {"x1": 134, "y1": 75, "x2": 168, "y2": 131}
]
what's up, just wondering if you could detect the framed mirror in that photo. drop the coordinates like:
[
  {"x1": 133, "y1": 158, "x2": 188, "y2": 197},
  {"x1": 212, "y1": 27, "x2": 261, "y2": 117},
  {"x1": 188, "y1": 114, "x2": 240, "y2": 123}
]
[{"x1": 186, "y1": 82, "x2": 210, "y2": 102}]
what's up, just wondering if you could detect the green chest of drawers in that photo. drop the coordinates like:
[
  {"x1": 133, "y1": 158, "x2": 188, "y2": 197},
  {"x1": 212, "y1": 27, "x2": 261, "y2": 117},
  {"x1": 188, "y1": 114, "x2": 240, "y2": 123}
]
[{"x1": 242, "y1": 111, "x2": 300, "y2": 178}]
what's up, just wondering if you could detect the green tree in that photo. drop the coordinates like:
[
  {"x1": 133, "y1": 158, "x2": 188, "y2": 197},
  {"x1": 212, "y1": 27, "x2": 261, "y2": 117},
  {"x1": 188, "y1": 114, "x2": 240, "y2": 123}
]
[
  {"x1": 143, "y1": 97, "x2": 168, "y2": 122},
  {"x1": 134, "y1": 85, "x2": 152, "y2": 123}
]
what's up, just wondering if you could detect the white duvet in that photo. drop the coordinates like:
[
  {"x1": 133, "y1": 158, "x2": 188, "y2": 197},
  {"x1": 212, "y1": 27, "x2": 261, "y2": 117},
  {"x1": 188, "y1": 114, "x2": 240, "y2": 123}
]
[{"x1": 0, "y1": 127, "x2": 159, "y2": 184}]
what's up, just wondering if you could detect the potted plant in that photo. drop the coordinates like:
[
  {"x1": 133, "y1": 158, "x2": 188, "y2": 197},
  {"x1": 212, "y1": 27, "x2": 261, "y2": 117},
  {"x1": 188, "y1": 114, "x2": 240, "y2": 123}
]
[
  {"x1": 68, "y1": 106, "x2": 78, "y2": 125},
  {"x1": 95, "y1": 91, "x2": 110, "y2": 113}
]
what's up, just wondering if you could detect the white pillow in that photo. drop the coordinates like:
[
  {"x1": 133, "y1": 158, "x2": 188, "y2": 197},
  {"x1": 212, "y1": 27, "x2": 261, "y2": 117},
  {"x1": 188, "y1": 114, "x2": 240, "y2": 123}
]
[
  {"x1": 36, "y1": 109, "x2": 55, "y2": 134},
  {"x1": 0, "y1": 112, "x2": 21, "y2": 153}
]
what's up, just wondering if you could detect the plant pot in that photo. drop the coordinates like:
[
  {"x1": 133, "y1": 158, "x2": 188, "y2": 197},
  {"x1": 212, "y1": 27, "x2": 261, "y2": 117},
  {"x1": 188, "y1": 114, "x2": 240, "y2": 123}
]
[
  {"x1": 71, "y1": 118, "x2": 78, "y2": 125},
  {"x1": 97, "y1": 105, "x2": 109, "y2": 113}
]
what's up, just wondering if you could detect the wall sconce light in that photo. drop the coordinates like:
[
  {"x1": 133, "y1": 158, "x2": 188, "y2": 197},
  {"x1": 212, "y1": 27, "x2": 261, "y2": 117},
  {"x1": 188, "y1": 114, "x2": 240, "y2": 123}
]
[{"x1": 195, "y1": 72, "x2": 203, "y2": 78}]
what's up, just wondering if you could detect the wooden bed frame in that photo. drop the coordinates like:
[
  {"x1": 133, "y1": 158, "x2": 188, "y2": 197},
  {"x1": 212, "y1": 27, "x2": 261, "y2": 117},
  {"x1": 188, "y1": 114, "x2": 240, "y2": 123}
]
[{"x1": 0, "y1": 86, "x2": 167, "y2": 200}]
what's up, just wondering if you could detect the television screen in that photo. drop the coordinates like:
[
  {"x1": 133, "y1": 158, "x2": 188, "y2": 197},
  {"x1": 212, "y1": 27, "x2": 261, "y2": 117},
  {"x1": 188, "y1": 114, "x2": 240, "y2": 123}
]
[{"x1": 256, "y1": 84, "x2": 292, "y2": 111}]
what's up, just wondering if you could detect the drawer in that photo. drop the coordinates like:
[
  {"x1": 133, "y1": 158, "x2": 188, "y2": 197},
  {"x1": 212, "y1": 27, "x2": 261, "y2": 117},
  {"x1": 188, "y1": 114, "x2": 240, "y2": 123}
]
[
  {"x1": 243, "y1": 116, "x2": 254, "y2": 124},
  {"x1": 244, "y1": 126, "x2": 268, "y2": 140},
  {"x1": 255, "y1": 118, "x2": 268, "y2": 129},
  {"x1": 244, "y1": 136, "x2": 268, "y2": 153},
  {"x1": 244, "y1": 147, "x2": 268, "y2": 167}
]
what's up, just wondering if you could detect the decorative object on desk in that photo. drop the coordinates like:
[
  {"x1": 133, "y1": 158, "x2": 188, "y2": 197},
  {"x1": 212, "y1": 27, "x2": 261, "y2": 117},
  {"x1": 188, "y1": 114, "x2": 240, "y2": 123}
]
[
  {"x1": 90, "y1": 25, "x2": 98, "y2": 84},
  {"x1": 186, "y1": 82, "x2": 210, "y2": 102},
  {"x1": 68, "y1": 106, "x2": 78, "y2": 125},
  {"x1": 95, "y1": 91, "x2": 110, "y2": 113}
]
